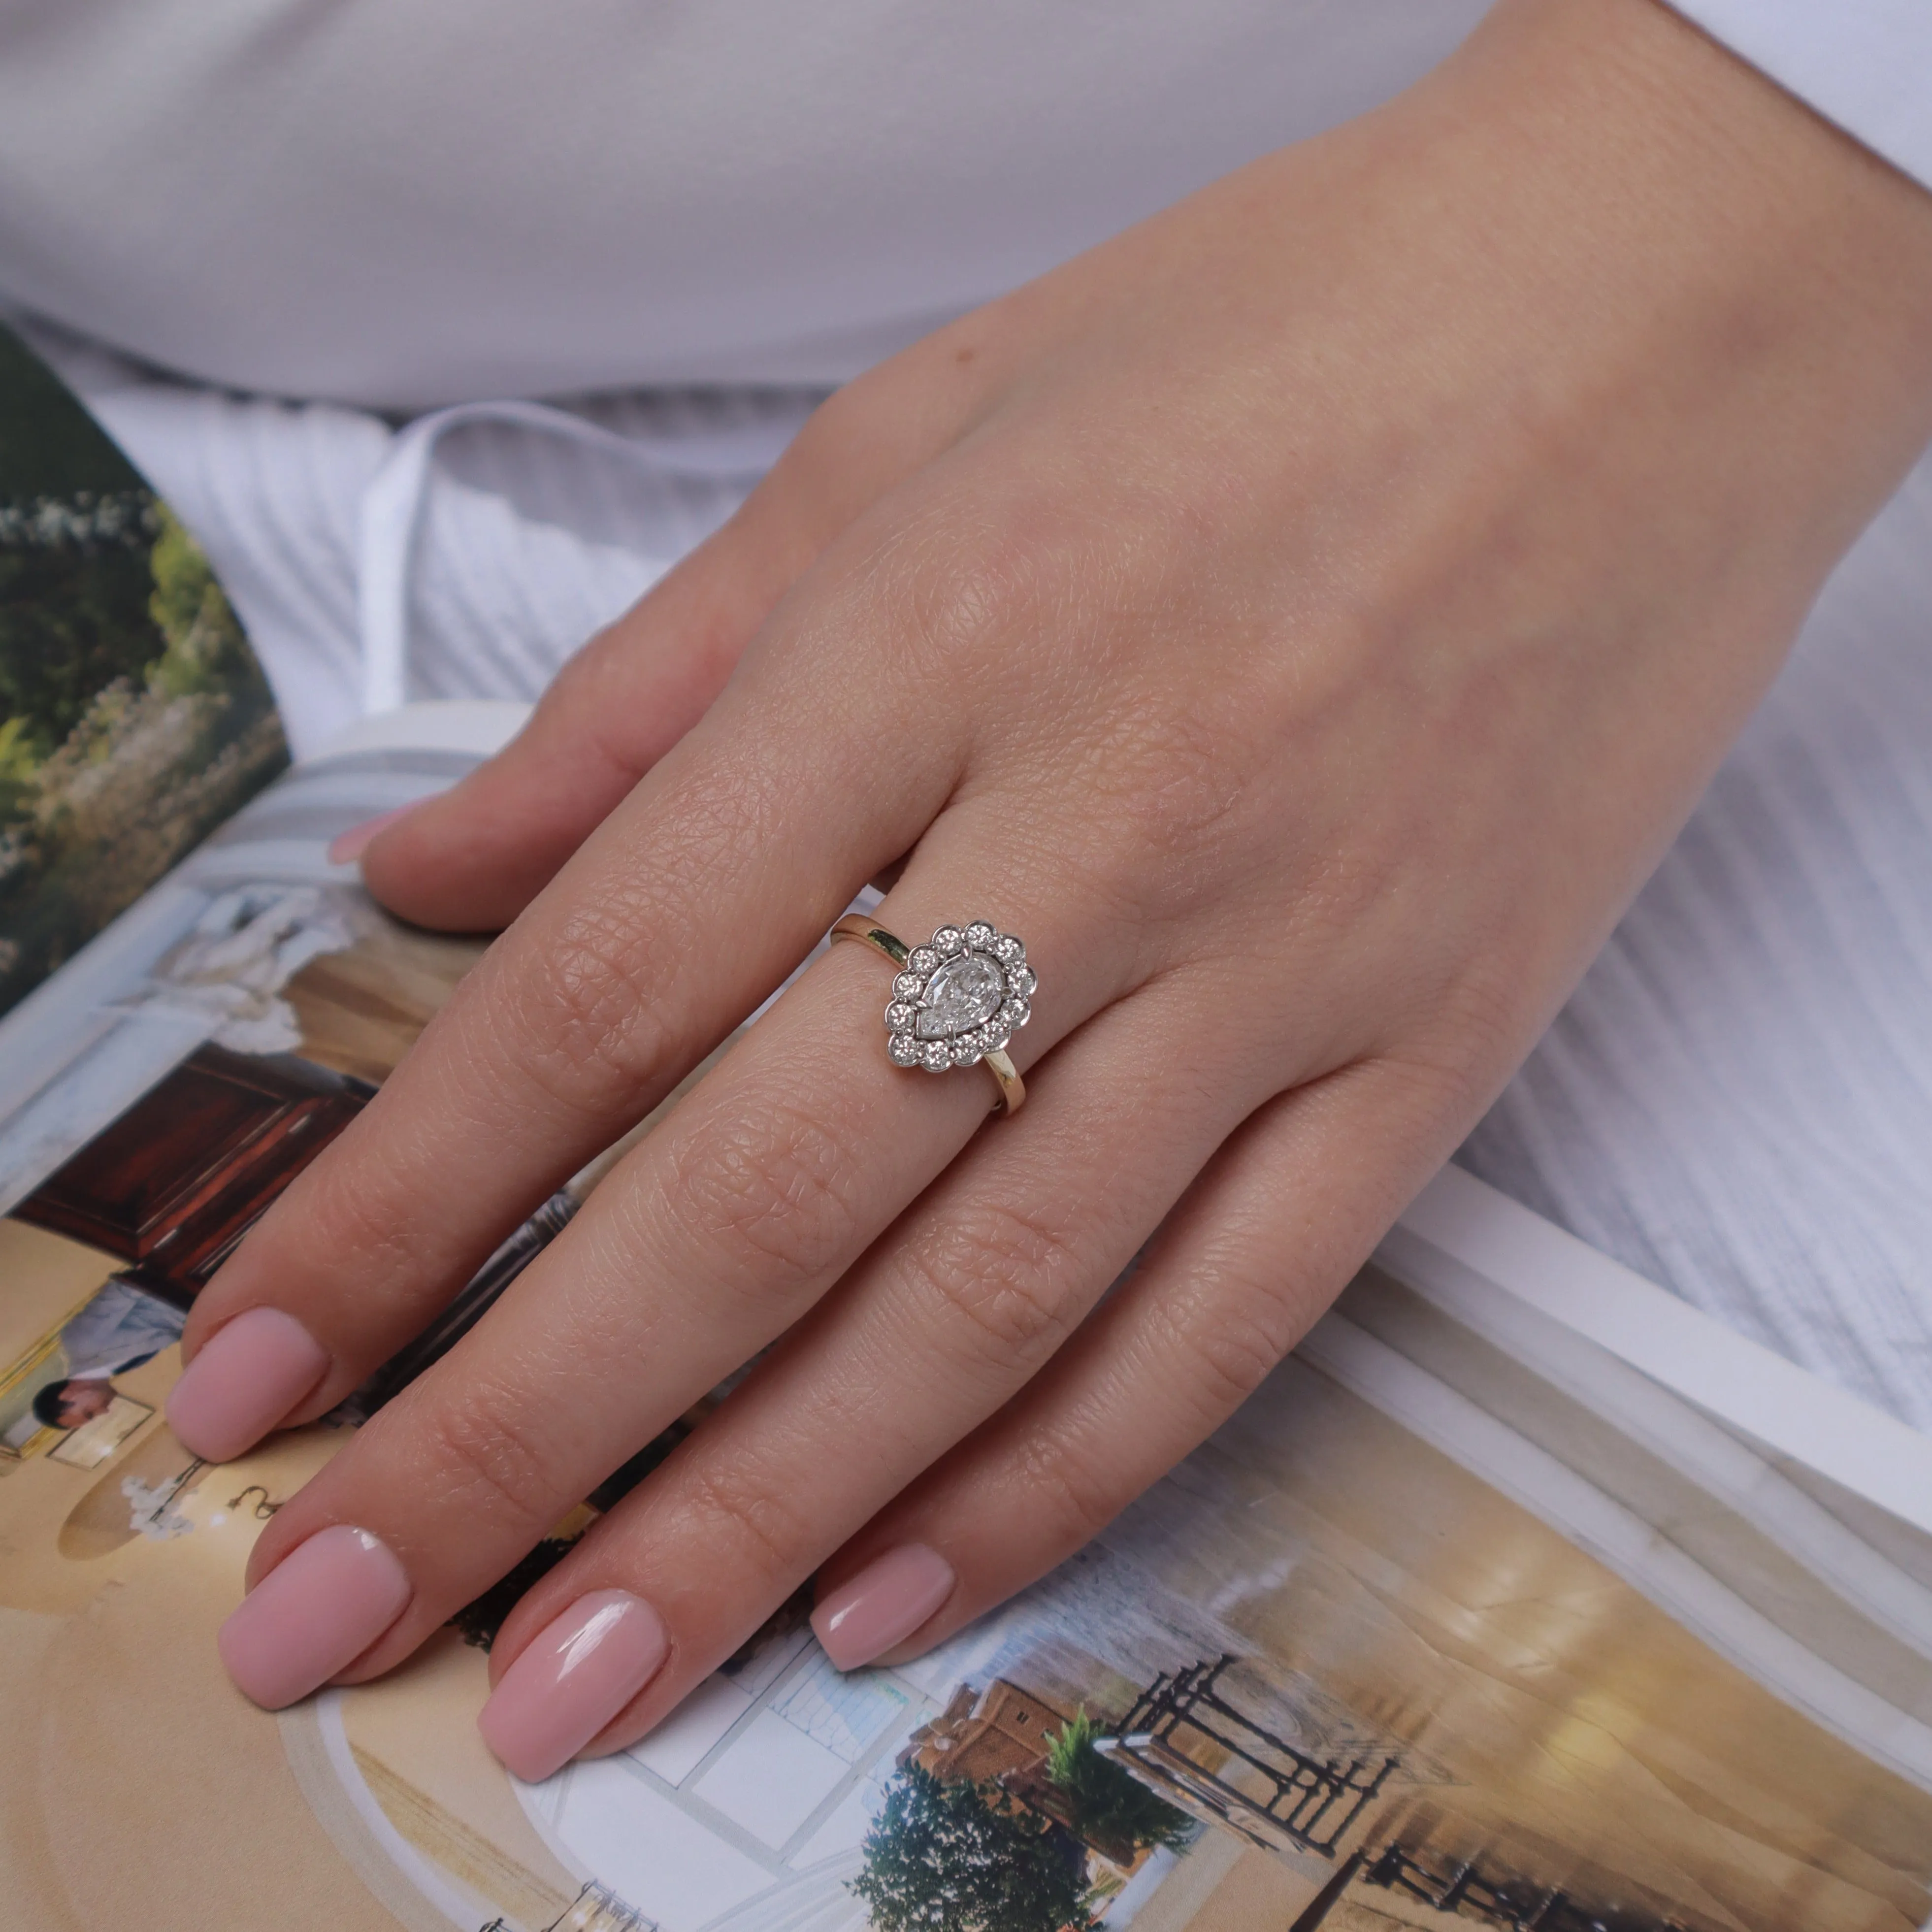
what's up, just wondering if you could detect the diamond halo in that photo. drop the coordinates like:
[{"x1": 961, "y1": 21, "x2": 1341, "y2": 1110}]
[{"x1": 884, "y1": 921, "x2": 1035, "y2": 1073}]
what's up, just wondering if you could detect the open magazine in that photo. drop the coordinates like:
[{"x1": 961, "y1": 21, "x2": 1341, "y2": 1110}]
[{"x1": 4, "y1": 327, "x2": 1932, "y2": 1932}]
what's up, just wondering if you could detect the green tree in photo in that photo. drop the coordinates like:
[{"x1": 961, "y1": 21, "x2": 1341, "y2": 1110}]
[
  {"x1": 0, "y1": 487, "x2": 159, "y2": 754},
  {"x1": 147, "y1": 501, "x2": 255, "y2": 695},
  {"x1": 0, "y1": 325, "x2": 144, "y2": 502},
  {"x1": 0, "y1": 354, "x2": 287, "y2": 1016},
  {"x1": 0, "y1": 322, "x2": 164, "y2": 754},
  {"x1": 850, "y1": 1766, "x2": 1094, "y2": 1932},
  {"x1": 1044, "y1": 1710, "x2": 1197, "y2": 1857},
  {"x1": 0, "y1": 712, "x2": 38, "y2": 823}
]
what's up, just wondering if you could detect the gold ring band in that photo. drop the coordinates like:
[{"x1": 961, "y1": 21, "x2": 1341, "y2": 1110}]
[{"x1": 831, "y1": 912, "x2": 1027, "y2": 1115}]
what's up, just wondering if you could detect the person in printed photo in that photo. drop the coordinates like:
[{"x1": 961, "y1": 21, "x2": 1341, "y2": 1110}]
[{"x1": 30, "y1": 1274, "x2": 184, "y2": 1432}]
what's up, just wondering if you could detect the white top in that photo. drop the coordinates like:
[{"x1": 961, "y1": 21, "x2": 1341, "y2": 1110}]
[
  {"x1": 0, "y1": 4, "x2": 1925, "y2": 408},
  {"x1": 0, "y1": 0, "x2": 1482, "y2": 406}
]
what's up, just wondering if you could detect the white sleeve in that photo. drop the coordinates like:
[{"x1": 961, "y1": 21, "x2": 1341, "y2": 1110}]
[{"x1": 1666, "y1": 1, "x2": 1932, "y2": 194}]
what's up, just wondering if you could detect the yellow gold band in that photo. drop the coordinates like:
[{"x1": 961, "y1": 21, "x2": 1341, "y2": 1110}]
[{"x1": 831, "y1": 912, "x2": 1026, "y2": 1115}]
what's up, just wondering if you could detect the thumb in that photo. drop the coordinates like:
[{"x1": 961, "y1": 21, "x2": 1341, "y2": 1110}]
[
  {"x1": 353, "y1": 344, "x2": 1000, "y2": 932},
  {"x1": 353, "y1": 519, "x2": 779, "y2": 931}
]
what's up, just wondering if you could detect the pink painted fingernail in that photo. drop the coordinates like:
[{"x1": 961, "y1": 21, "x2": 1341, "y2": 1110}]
[
  {"x1": 166, "y1": 1306, "x2": 330, "y2": 1463},
  {"x1": 218, "y1": 1525, "x2": 412, "y2": 1709},
  {"x1": 478, "y1": 1589, "x2": 669, "y2": 1782},
  {"x1": 327, "y1": 802, "x2": 419, "y2": 866},
  {"x1": 811, "y1": 1544, "x2": 955, "y2": 1670}
]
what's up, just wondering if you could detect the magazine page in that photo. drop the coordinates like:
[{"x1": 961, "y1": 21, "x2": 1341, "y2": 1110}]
[
  {"x1": 1387, "y1": 1166, "x2": 1932, "y2": 1543},
  {"x1": 0, "y1": 321, "x2": 288, "y2": 1022},
  {"x1": 3, "y1": 709, "x2": 1930, "y2": 1932}
]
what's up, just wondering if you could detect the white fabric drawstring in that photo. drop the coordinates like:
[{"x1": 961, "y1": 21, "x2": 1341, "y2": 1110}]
[{"x1": 356, "y1": 398, "x2": 797, "y2": 716}]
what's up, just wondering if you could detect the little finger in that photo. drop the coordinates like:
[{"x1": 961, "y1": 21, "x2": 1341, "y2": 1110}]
[{"x1": 810, "y1": 1052, "x2": 1472, "y2": 1662}]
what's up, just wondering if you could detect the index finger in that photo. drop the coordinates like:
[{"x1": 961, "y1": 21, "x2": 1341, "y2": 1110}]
[{"x1": 167, "y1": 562, "x2": 963, "y2": 1462}]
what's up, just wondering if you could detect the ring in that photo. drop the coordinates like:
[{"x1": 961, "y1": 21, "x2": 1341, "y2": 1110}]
[{"x1": 830, "y1": 914, "x2": 1034, "y2": 1114}]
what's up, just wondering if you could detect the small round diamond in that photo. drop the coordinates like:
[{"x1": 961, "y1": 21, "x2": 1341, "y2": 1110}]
[
  {"x1": 893, "y1": 972, "x2": 923, "y2": 1000},
  {"x1": 909, "y1": 947, "x2": 939, "y2": 975},
  {"x1": 993, "y1": 935, "x2": 1022, "y2": 963},
  {"x1": 885, "y1": 1000, "x2": 917, "y2": 1032},
  {"x1": 933, "y1": 926, "x2": 965, "y2": 956},
  {"x1": 889, "y1": 1033, "x2": 921, "y2": 1066},
  {"x1": 921, "y1": 1042, "x2": 950, "y2": 1072},
  {"x1": 965, "y1": 921, "x2": 996, "y2": 950},
  {"x1": 950, "y1": 1037, "x2": 980, "y2": 1065},
  {"x1": 1010, "y1": 963, "x2": 1037, "y2": 998},
  {"x1": 997, "y1": 998, "x2": 1029, "y2": 1031}
]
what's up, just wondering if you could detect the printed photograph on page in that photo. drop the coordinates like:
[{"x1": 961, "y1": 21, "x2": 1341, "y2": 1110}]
[
  {"x1": 3, "y1": 785, "x2": 1929, "y2": 1932},
  {"x1": 0, "y1": 322, "x2": 288, "y2": 1019}
]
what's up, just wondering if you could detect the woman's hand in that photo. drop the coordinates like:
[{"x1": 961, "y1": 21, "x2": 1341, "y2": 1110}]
[{"x1": 169, "y1": 0, "x2": 1932, "y2": 1777}]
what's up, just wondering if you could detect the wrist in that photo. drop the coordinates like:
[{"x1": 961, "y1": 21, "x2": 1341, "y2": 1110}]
[{"x1": 1431, "y1": 0, "x2": 1932, "y2": 571}]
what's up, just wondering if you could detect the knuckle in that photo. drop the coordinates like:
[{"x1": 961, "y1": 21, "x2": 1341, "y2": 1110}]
[
  {"x1": 497, "y1": 888, "x2": 679, "y2": 1107},
  {"x1": 280, "y1": 1134, "x2": 426, "y2": 1291},
  {"x1": 1289, "y1": 839, "x2": 1401, "y2": 950},
  {"x1": 660, "y1": 1100, "x2": 863, "y2": 1291},
  {"x1": 1425, "y1": 967, "x2": 1530, "y2": 1090},
  {"x1": 647, "y1": 761, "x2": 788, "y2": 901},
  {"x1": 1187, "y1": 1307, "x2": 1292, "y2": 1416},
  {"x1": 777, "y1": 383, "x2": 868, "y2": 481},
  {"x1": 1093, "y1": 693, "x2": 1233, "y2": 814},
  {"x1": 418, "y1": 1387, "x2": 564, "y2": 1539},
  {"x1": 675, "y1": 1446, "x2": 816, "y2": 1584},
  {"x1": 900, "y1": 1200, "x2": 1086, "y2": 1367},
  {"x1": 1022, "y1": 690, "x2": 1262, "y2": 927},
  {"x1": 476, "y1": 771, "x2": 789, "y2": 1115},
  {"x1": 1015, "y1": 1428, "x2": 1132, "y2": 1549},
  {"x1": 1159, "y1": 1268, "x2": 1308, "y2": 1420},
  {"x1": 1086, "y1": 697, "x2": 1252, "y2": 867},
  {"x1": 1366, "y1": 974, "x2": 1527, "y2": 1131}
]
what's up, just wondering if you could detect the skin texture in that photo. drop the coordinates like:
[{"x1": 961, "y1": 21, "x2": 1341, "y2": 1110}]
[{"x1": 180, "y1": 0, "x2": 1932, "y2": 1757}]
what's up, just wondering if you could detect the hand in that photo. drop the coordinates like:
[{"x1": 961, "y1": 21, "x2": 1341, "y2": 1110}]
[{"x1": 169, "y1": 0, "x2": 1932, "y2": 1776}]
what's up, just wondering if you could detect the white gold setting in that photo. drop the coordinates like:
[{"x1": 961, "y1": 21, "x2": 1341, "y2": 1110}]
[{"x1": 884, "y1": 921, "x2": 1035, "y2": 1073}]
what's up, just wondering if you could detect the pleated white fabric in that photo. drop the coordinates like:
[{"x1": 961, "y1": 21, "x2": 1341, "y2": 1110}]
[
  {"x1": 33, "y1": 324, "x2": 1932, "y2": 1432},
  {"x1": 1460, "y1": 467, "x2": 1932, "y2": 1431},
  {"x1": 30, "y1": 323, "x2": 814, "y2": 758}
]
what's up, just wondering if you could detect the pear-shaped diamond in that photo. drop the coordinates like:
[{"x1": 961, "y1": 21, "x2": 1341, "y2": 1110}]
[{"x1": 914, "y1": 951, "x2": 1007, "y2": 1040}]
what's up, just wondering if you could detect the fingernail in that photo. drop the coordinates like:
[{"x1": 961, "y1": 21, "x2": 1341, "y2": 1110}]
[
  {"x1": 218, "y1": 1525, "x2": 412, "y2": 1709},
  {"x1": 811, "y1": 1544, "x2": 955, "y2": 1671},
  {"x1": 478, "y1": 1589, "x2": 669, "y2": 1782},
  {"x1": 166, "y1": 1305, "x2": 330, "y2": 1463},
  {"x1": 327, "y1": 802, "x2": 419, "y2": 866}
]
